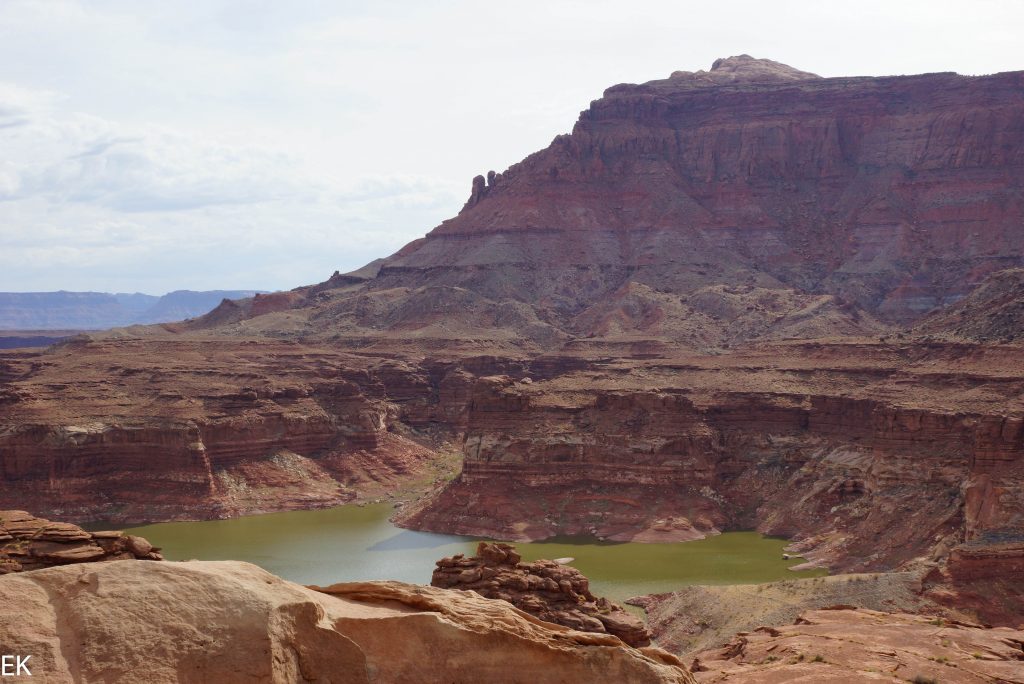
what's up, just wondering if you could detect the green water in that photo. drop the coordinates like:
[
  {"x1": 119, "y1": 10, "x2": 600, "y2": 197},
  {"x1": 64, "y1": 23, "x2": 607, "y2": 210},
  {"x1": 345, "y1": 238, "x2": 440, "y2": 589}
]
[{"x1": 125, "y1": 504, "x2": 825, "y2": 603}]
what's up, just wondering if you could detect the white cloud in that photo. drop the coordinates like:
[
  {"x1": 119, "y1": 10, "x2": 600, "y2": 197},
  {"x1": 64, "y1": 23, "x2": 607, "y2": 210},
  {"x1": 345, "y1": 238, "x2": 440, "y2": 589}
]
[
  {"x1": 0, "y1": 78, "x2": 463, "y2": 291},
  {"x1": 0, "y1": 0, "x2": 1022, "y2": 292}
]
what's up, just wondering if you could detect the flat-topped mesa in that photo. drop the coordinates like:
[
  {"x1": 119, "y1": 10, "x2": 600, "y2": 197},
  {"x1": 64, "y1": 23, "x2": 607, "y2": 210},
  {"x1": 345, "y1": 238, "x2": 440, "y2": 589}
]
[
  {"x1": 432, "y1": 541, "x2": 651, "y2": 647},
  {"x1": 388, "y1": 57, "x2": 1024, "y2": 330},
  {"x1": 0, "y1": 510, "x2": 162, "y2": 573},
  {"x1": 91, "y1": 57, "x2": 1024, "y2": 345}
]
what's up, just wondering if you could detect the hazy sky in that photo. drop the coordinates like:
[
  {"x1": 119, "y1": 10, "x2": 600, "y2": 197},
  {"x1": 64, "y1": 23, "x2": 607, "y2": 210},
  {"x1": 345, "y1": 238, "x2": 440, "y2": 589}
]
[{"x1": 2, "y1": 1, "x2": 1022, "y2": 294}]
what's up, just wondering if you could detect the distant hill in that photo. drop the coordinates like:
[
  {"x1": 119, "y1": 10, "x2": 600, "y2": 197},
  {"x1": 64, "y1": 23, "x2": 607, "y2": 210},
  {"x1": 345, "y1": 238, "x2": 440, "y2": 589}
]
[{"x1": 0, "y1": 290, "x2": 265, "y2": 330}]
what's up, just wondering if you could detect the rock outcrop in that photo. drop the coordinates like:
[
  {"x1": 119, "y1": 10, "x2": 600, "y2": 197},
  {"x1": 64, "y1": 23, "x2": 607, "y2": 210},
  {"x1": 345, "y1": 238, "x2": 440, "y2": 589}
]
[
  {"x1": 0, "y1": 559, "x2": 693, "y2": 683},
  {"x1": 0, "y1": 510, "x2": 161, "y2": 573},
  {"x1": 122, "y1": 56, "x2": 1024, "y2": 349},
  {"x1": 432, "y1": 542, "x2": 651, "y2": 647},
  {"x1": 689, "y1": 608, "x2": 1024, "y2": 683},
  {"x1": 365, "y1": 56, "x2": 1024, "y2": 338}
]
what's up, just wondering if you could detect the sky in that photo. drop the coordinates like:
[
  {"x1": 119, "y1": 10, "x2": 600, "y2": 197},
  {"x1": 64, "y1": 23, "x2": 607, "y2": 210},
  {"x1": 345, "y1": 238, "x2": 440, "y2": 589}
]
[{"x1": 1, "y1": 1, "x2": 1022, "y2": 294}]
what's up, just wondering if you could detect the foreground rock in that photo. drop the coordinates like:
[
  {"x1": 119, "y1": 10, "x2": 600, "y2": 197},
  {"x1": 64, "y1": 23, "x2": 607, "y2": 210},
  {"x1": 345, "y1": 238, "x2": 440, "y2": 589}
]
[
  {"x1": 0, "y1": 559, "x2": 692, "y2": 683},
  {"x1": 689, "y1": 608, "x2": 1024, "y2": 683},
  {"x1": 632, "y1": 572, "x2": 944, "y2": 655},
  {"x1": 0, "y1": 509, "x2": 161, "y2": 573},
  {"x1": 432, "y1": 542, "x2": 651, "y2": 647}
]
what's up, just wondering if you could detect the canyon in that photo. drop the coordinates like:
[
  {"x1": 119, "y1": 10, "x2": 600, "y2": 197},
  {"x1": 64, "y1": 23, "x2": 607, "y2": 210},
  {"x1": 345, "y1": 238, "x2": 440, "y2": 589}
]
[{"x1": 0, "y1": 54, "x2": 1023, "y2": 660}]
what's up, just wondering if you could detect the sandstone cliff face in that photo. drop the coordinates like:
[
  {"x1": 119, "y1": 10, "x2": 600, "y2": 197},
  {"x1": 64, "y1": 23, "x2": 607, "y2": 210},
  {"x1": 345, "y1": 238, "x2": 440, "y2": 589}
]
[
  {"x1": 0, "y1": 340, "x2": 463, "y2": 522},
  {"x1": 0, "y1": 559, "x2": 693, "y2": 683},
  {"x1": 397, "y1": 343, "x2": 1024, "y2": 574},
  {"x1": 377, "y1": 56, "x2": 1024, "y2": 332},
  {"x1": 151, "y1": 57, "x2": 1024, "y2": 350}
]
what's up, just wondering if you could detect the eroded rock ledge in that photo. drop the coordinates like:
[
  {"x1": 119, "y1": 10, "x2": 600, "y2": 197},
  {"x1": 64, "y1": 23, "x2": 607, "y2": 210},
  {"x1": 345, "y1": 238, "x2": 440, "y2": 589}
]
[
  {"x1": 0, "y1": 509, "x2": 161, "y2": 573},
  {"x1": 689, "y1": 608, "x2": 1024, "y2": 683},
  {"x1": 432, "y1": 541, "x2": 651, "y2": 647},
  {"x1": 0, "y1": 559, "x2": 693, "y2": 683}
]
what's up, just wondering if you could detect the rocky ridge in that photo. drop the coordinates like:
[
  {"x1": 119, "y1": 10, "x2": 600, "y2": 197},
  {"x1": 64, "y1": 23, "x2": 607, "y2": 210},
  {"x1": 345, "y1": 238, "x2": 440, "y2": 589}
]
[
  {"x1": 432, "y1": 541, "x2": 650, "y2": 647},
  {"x1": 0, "y1": 509, "x2": 161, "y2": 573},
  {"x1": 0, "y1": 559, "x2": 693, "y2": 683}
]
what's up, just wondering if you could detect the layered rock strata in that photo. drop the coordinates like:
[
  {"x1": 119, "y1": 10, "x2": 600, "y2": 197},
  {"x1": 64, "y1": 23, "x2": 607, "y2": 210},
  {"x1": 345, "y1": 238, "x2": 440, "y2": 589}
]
[
  {"x1": 0, "y1": 559, "x2": 693, "y2": 683},
  {"x1": 0, "y1": 509, "x2": 161, "y2": 573},
  {"x1": 397, "y1": 342, "x2": 1024, "y2": 575},
  {"x1": 432, "y1": 542, "x2": 650, "y2": 646},
  {"x1": 0, "y1": 340, "x2": 466, "y2": 523}
]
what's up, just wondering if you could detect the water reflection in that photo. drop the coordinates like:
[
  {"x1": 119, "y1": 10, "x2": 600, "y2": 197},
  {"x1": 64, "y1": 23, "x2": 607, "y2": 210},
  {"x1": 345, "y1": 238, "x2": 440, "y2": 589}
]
[{"x1": 367, "y1": 529, "x2": 472, "y2": 552}]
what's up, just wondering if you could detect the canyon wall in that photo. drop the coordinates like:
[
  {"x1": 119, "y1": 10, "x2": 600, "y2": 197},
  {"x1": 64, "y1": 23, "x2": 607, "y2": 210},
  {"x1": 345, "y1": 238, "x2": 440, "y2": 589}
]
[
  {"x1": 398, "y1": 344, "x2": 1024, "y2": 573},
  {"x1": 0, "y1": 341, "x2": 468, "y2": 522}
]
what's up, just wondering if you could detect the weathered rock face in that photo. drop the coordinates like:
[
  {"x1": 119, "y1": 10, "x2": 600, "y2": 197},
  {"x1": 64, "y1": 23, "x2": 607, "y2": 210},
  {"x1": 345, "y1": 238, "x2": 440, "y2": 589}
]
[
  {"x1": 145, "y1": 57, "x2": 1024, "y2": 350},
  {"x1": 0, "y1": 340, "x2": 465, "y2": 523},
  {"x1": 374, "y1": 56, "x2": 1024, "y2": 334},
  {"x1": 689, "y1": 608, "x2": 1024, "y2": 683},
  {"x1": 0, "y1": 510, "x2": 161, "y2": 573},
  {"x1": 0, "y1": 559, "x2": 693, "y2": 683},
  {"x1": 432, "y1": 542, "x2": 651, "y2": 647},
  {"x1": 397, "y1": 343, "x2": 1024, "y2": 574}
]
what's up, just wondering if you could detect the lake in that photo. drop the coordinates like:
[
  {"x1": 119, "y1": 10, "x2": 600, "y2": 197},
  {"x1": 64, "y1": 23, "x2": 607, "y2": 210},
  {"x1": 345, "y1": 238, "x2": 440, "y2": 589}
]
[{"x1": 125, "y1": 503, "x2": 826, "y2": 602}]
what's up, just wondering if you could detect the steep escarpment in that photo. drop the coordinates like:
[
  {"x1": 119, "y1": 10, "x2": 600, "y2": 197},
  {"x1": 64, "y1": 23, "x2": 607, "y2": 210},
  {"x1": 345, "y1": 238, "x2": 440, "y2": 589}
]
[
  {"x1": 369, "y1": 56, "x2": 1024, "y2": 334},
  {"x1": 0, "y1": 340, "x2": 473, "y2": 522},
  {"x1": 157, "y1": 56, "x2": 1024, "y2": 350},
  {"x1": 397, "y1": 342, "x2": 1024, "y2": 574},
  {"x1": 0, "y1": 560, "x2": 693, "y2": 683}
]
